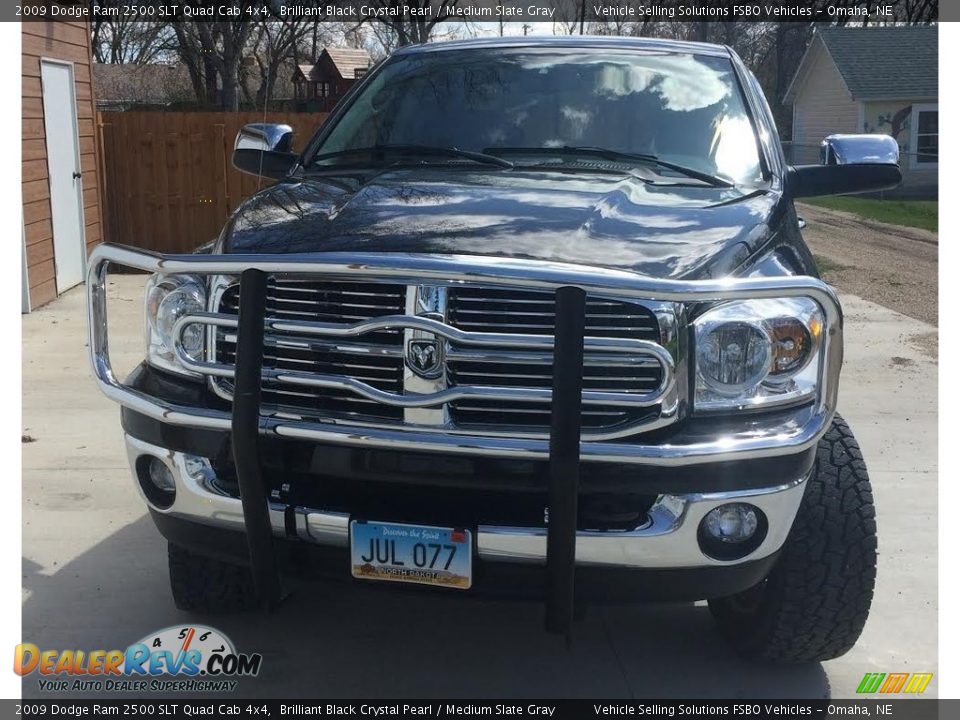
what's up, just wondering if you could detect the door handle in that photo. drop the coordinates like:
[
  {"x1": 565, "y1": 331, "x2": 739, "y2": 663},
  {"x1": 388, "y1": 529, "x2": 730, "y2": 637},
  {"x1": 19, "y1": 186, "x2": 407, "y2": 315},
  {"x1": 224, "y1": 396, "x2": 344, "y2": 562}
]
[{"x1": 72, "y1": 171, "x2": 82, "y2": 180}]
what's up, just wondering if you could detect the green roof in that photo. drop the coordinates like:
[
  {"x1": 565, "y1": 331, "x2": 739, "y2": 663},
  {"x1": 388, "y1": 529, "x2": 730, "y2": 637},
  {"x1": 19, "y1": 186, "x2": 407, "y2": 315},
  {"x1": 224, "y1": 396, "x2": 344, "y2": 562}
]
[{"x1": 818, "y1": 26, "x2": 938, "y2": 100}]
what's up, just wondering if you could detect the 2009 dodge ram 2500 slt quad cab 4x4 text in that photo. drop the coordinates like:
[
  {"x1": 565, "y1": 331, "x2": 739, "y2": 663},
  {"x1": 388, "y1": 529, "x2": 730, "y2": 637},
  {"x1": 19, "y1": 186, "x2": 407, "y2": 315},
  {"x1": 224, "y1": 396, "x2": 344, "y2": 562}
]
[{"x1": 87, "y1": 37, "x2": 901, "y2": 662}]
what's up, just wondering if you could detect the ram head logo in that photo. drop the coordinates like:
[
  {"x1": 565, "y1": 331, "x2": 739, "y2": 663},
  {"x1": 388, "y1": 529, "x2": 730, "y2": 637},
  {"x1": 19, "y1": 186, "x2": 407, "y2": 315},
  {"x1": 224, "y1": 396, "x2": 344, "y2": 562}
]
[{"x1": 406, "y1": 339, "x2": 443, "y2": 379}]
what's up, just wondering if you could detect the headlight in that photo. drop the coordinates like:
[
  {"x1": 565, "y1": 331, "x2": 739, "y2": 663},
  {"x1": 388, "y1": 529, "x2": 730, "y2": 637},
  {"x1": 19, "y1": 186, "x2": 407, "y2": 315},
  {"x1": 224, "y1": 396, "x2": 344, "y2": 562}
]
[
  {"x1": 693, "y1": 298, "x2": 823, "y2": 413},
  {"x1": 145, "y1": 274, "x2": 207, "y2": 377}
]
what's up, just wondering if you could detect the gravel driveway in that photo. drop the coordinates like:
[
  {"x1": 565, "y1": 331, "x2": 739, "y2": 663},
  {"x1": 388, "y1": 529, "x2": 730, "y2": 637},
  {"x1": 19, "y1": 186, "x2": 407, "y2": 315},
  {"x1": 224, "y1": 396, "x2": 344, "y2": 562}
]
[{"x1": 798, "y1": 202, "x2": 938, "y2": 329}]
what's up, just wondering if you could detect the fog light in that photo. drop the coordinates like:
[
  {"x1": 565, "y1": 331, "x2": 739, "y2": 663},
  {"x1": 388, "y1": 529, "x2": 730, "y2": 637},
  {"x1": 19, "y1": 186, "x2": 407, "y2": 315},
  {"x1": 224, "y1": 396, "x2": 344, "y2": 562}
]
[
  {"x1": 135, "y1": 455, "x2": 176, "y2": 509},
  {"x1": 148, "y1": 458, "x2": 176, "y2": 492},
  {"x1": 704, "y1": 503, "x2": 758, "y2": 542},
  {"x1": 697, "y1": 503, "x2": 767, "y2": 561}
]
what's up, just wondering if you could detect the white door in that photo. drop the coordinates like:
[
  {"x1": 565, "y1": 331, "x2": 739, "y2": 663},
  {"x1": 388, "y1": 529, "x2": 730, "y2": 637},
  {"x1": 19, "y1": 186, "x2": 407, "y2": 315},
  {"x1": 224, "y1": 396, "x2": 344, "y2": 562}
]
[{"x1": 40, "y1": 60, "x2": 86, "y2": 292}]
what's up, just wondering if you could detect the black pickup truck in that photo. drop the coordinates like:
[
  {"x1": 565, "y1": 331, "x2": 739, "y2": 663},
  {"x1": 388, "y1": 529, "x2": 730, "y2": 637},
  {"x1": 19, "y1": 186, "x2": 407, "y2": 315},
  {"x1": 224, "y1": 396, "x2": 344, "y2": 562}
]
[{"x1": 87, "y1": 37, "x2": 900, "y2": 662}]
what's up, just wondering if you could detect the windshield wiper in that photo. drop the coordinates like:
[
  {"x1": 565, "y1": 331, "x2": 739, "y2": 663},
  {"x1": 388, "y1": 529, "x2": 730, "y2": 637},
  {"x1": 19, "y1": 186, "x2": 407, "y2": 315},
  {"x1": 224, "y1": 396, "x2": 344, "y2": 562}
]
[
  {"x1": 310, "y1": 144, "x2": 514, "y2": 169},
  {"x1": 483, "y1": 146, "x2": 732, "y2": 187}
]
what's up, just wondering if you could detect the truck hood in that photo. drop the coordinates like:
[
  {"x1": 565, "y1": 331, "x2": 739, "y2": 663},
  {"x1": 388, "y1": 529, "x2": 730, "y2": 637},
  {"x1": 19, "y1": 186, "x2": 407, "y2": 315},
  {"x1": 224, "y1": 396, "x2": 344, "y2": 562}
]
[{"x1": 222, "y1": 168, "x2": 782, "y2": 279}]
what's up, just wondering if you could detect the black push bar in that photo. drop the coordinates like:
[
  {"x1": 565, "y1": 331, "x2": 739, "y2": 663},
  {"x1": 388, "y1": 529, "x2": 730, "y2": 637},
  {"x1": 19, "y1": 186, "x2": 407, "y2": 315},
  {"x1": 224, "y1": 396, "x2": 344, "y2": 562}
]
[
  {"x1": 229, "y1": 275, "x2": 588, "y2": 634},
  {"x1": 545, "y1": 287, "x2": 587, "y2": 639},
  {"x1": 231, "y1": 269, "x2": 282, "y2": 611}
]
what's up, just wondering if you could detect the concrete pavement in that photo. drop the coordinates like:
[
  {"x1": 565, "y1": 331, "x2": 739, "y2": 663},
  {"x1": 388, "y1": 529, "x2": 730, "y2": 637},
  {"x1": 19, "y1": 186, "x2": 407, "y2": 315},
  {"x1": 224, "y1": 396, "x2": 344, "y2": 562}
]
[{"x1": 21, "y1": 276, "x2": 937, "y2": 698}]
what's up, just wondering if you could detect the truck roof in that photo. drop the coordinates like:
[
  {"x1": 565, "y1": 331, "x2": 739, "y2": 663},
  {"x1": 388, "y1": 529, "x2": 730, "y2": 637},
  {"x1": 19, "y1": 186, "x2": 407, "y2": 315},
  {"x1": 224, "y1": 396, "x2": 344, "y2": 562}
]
[{"x1": 393, "y1": 34, "x2": 731, "y2": 58}]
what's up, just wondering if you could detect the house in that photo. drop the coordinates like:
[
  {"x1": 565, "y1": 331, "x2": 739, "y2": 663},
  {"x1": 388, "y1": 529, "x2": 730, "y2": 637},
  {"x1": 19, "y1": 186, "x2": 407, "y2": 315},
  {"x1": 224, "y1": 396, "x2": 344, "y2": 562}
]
[
  {"x1": 22, "y1": 22, "x2": 105, "y2": 311},
  {"x1": 93, "y1": 63, "x2": 194, "y2": 110},
  {"x1": 293, "y1": 47, "x2": 372, "y2": 111},
  {"x1": 784, "y1": 26, "x2": 937, "y2": 198}
]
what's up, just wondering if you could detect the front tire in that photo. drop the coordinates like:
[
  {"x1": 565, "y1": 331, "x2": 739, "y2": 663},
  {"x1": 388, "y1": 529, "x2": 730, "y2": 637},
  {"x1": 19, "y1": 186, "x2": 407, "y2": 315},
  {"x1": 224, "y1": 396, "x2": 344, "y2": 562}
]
[
  {"x1": 168, "y1": 542, "x2": 259, "y2": 613},
  {"x1": 709, "y1": 416, "x2": 877, "y2": 662}
]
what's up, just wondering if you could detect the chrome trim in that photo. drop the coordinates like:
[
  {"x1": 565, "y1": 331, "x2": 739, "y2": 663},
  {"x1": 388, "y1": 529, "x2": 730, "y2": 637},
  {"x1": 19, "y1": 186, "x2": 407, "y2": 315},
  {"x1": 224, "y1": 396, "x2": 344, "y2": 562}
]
[
  {"x1": 207, "y1": 274, "x2": 240, "y2": 404},
  {"x1": 821, "y1": 133, "x2": 901, "y2": 166},
  {"x1": 86, "y1": 245, "x2": 843, "y2": 305},
  {"x1": 478, "y1": 477, "x2": 807, "y2": 567},
  {"x1": 235, "y1": 123, "x2": 293, "y2": 153},
  {"x1": 214, "y1": 343, "x2": 675, "y2": 443},
  {"x1": 89, "y1": 244, "x2": 843, "y2": 465},
  {"x1": 267, "y1": 406, "x2": 829, "y2": 466},
  {"x1": 403, "y1": 284, "x2": 447, "y2": 425},
  {"x1": 263, "y1": 314, "x2": 668, "y2": 351},
  {"x1": 446, "y1": 348, "x2": 660, "y2": 366},
  {"x1": 125, "y1": 434, "x2": 808, "y2": 569},
  {"x1": 177, "y1": 312, "x2": 674, "y2": 408},
  {"x1": 269, "y1": 372, "x2": 666, "y2": 408},
  {"x1": 207, "y1": 277, "x2": 675, "y2": 439}
]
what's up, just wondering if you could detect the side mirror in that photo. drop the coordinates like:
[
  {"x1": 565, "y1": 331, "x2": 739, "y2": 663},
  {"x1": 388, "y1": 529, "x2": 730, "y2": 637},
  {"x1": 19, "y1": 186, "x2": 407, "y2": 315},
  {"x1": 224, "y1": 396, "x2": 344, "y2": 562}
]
[
  {"x1": 232, "y1": 123, "x2": 297, "y2": 179},
  {"x1": 787, "y1": 134, "x2": 902, "y2": 198}
]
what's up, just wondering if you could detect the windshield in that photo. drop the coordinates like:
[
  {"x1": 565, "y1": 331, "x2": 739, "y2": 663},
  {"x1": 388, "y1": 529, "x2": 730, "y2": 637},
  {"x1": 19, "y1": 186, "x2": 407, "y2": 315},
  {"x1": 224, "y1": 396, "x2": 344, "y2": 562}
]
[{"x1": 310, "y1": 47, "x2": 765, "y2": 185}]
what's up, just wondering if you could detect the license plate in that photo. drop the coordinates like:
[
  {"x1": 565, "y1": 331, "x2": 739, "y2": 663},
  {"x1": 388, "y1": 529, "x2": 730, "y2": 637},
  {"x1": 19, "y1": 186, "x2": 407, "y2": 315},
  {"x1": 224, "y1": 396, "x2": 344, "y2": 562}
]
[{"x1": 349, "y1": 520, "x2": 472, "y2": 590}]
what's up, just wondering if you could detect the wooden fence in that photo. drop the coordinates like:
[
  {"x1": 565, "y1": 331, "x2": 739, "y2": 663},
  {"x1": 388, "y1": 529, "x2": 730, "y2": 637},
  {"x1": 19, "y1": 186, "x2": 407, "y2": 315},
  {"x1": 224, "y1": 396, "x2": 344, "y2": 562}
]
[{"x1": 97, "y1": 111, "x2": 329, "y2": 253}]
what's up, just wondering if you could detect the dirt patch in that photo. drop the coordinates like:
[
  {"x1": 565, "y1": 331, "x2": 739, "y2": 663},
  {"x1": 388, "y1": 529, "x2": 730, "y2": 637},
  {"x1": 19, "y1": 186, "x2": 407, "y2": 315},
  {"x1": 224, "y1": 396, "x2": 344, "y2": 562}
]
[
  {"x1": 798, "y1": 202, "x2": 938, "y2": 327},
  {"x1": 909, "y1": 331, "x2": 938, "y2": 361}
]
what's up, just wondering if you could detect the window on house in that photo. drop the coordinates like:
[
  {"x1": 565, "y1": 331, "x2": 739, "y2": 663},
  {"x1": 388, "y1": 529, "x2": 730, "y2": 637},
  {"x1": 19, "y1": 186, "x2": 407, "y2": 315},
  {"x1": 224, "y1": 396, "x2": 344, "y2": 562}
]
[
  {"x1": 320, "y1": 82, "x2": 331, "y2": 98},
  {"x1": 915, "y1": 109, "x2": 938, "y2": 164},
  {"x1": 910, "y1": 104, "x2": 938, "y2": 167}
]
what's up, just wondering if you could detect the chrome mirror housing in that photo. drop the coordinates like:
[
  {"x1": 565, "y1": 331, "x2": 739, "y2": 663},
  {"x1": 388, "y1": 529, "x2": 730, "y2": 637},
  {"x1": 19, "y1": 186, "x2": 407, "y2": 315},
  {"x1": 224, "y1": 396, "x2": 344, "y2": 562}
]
[
  {"x1": 234, "y1": 123, "x2": 294, "y2": 153},
  {"x1": 820, "y1": 134, "x2": 900, "y2": 166},
  {"x1": 232, "y1": 124, "x2": 297, "y2": 179},
  {"x1": 788, "y1": 134, "x2": 902, "y2": 198}
]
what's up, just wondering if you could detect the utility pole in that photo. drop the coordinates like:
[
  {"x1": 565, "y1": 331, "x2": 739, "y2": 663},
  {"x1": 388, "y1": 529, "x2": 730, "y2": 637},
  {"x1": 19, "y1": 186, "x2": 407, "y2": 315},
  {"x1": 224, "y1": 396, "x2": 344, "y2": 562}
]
[
  {"x1": 522, "y1": 23, "x2": 531, "y2": 36},
  {"x1": 498, "y1": 1, "x2": 504, "y2": 36},
  {"x1": 579, "y1": 0, "x2": 586, "y2": 34}
]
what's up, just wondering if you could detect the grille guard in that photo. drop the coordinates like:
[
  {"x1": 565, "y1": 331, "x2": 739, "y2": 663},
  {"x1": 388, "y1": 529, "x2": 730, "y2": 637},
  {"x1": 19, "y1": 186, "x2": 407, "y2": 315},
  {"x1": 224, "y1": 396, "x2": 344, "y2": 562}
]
[
  {"x1": 87, "y1": 243, "x2": 843, "y2": 467},
  {"x1": 87, "y1": 243, "x2": 843, "y2": 635}
]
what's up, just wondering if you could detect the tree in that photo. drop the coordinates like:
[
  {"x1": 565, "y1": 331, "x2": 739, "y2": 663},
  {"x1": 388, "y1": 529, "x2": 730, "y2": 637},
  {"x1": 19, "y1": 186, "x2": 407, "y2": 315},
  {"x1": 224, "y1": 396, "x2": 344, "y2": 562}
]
[
  {"x1": 165, "y1": 2, "x2": 258, "y2": 110},
  {"x1": 246, "y1": 16, "x2": 318, "y2": 107},
  {"x1": 201, "y1": 21, "x2": 254, "y2": 111},
  {"x1": 90, "y1": 14, "x2": 172, "y2": 64},
  {"x1": 550, "y1": 0, "x2": 588, "y2": 35},
  {"x1": 358, "y1": 0, "x2": 462, "y2": 49},
  {"x1": 170, "y1": 22, "x2": 219, "y2": 106}
]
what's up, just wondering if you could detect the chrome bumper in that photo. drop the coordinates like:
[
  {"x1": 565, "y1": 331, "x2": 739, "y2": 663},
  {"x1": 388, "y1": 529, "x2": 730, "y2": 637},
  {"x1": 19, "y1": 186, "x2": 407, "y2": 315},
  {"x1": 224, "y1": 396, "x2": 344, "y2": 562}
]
[{"x1": 126, "y1": 434, "x2": 807, "y2": 569}]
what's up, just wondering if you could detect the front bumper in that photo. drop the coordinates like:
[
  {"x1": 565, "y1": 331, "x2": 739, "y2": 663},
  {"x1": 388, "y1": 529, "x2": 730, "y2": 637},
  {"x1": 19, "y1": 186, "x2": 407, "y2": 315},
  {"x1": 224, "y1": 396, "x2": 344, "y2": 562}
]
[{"x1": 126, "y1": 433, "x2": 807, "y2": 573}]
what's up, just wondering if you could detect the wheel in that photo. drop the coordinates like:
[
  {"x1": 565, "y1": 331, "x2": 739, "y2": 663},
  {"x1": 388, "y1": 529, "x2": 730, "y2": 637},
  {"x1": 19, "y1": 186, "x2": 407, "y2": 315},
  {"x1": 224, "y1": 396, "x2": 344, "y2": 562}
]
[
  {"x1": 708, "y1": 415, "x2": 877, "y2": 663},
  {"x1": 168, "y1": 542, "x2": 259, "y2": 613}
]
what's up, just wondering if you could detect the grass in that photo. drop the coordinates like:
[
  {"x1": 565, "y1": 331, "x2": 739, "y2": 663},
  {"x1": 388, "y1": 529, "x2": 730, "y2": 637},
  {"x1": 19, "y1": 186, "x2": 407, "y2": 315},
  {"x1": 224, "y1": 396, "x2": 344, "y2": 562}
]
[
  {"x1": 813, "y1": 254, "x2": 849, "y2": 276},
  {"x1": 804, "y1": 197, "x2": 938, "y2": 233}
]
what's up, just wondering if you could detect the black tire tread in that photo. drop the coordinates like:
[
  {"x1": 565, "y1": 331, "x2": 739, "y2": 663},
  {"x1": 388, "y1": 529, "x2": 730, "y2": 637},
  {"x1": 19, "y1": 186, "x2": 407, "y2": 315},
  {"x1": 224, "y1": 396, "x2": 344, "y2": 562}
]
[
  {"x1": 709, "y1": 415, "x2": 878, "y2": 663},
  {"x1": 168, "y1": 543, "x2": 259, "y2": 613}
]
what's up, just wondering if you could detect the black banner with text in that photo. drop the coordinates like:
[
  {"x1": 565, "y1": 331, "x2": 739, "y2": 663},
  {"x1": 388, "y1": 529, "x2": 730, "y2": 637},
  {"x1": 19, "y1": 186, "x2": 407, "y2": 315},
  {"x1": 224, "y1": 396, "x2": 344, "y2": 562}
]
[
  {"x1": 8, "y1": 1, "x2": 941, "y2": 24},
  {"x1": 1, "y1": 699, "x2": 950, "y2": 719}
]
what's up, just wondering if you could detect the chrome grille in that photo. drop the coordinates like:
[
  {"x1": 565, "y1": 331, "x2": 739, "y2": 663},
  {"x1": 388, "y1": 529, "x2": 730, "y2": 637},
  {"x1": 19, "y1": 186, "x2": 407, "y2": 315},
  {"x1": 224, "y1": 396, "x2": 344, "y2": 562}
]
[
  {"x1": 212, "y1": 279, "x2": 671, "y2": 436},
  {"x1": 447, "y1": 288, "x2": 664, "y2": 430},
  {"x1": 215, "y1": 280, "x2": 405, "y2": 421},
  {"x1": 448, "y1": 287, "x2": 662, "y2": 339}
]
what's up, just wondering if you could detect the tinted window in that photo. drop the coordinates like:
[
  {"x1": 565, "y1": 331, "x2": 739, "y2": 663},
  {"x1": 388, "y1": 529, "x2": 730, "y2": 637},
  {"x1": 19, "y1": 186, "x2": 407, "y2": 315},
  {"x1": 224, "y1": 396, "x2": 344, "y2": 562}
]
[{"x1": 314, "y1": 48, "x2": 764, "y2": 185}]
